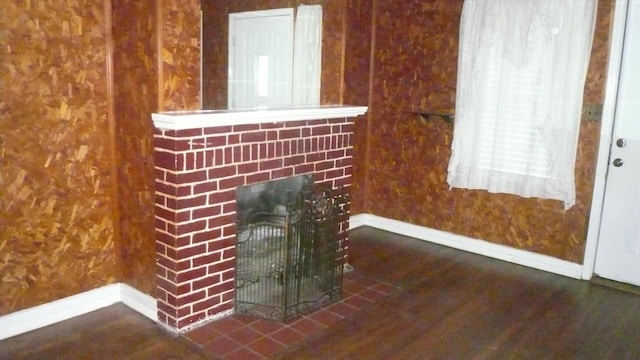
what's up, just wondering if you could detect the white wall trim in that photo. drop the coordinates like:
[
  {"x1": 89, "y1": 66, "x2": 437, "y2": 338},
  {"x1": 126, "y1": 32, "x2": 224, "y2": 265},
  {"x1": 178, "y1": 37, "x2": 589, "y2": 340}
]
[
  {"x1": 350, "y1": 213, "x2": 583, "y2": 279},
  {"x1": 1, "y1": 211, "x2": 587, "y2": 341},
  {"x1": 582, "y1": 0, "x2": 629, "y2": 280},
  {"x1": 120, "y1": 284, "x2": 158, "y2": 322},
  {"x1": 0, "y1": 283, "x2": 157, "y2": 341},
  {"x1": 152, "y1": 105, "x2": 368, "y2": 130}
]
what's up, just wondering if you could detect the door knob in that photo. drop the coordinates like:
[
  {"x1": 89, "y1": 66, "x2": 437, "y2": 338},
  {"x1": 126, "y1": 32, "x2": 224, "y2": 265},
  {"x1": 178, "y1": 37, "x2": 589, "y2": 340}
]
[
  {"x1": 616, "y1": 138, "x2": 626, "y2": 148},
  {"x1": 613, "y1": 158, "x2": 624, "y2": 167}
]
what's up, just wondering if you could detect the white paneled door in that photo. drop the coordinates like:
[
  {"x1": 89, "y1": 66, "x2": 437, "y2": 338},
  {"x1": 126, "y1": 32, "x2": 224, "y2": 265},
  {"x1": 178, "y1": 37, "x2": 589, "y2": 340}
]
[{"x1": 594, "y1": 0, "x2": 640, "y2": 286}]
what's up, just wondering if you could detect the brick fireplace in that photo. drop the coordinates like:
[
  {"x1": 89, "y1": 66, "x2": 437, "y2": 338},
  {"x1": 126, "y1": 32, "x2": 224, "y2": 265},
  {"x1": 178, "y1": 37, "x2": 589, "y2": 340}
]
[{"x1": 151, "y1": 106, "x2": 366, "y2": 332}]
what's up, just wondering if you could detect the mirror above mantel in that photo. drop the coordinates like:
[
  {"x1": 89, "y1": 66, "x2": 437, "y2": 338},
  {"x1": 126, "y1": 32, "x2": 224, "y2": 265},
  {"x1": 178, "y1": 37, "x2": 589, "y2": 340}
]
[
  {"x1": 201, "y1": 0, "x2": 345, "y2": 110},
  {"x1": 227, "y1": 6, "x2": 322, "y2": 110}
]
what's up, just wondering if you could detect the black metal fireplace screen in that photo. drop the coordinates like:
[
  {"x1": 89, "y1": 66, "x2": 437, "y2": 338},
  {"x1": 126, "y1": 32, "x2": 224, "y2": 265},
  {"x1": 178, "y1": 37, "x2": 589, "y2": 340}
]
[{"x1": 235, "y1": 176, "x2": 345, "y2": 322}]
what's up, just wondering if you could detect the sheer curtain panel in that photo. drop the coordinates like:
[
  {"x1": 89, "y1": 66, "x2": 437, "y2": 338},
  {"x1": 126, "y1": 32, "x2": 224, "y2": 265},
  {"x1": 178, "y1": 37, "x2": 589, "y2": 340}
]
[
  {"x1": 292, "y1": 5, "x2": 322, "y2": 106},
  {"x1": 447, "y1": 0, "x2": 598, "y2": 209}
]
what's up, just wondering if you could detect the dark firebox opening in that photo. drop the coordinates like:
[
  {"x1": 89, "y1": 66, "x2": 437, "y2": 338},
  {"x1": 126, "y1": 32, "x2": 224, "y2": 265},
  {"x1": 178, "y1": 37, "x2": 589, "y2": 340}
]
[{"x1": 235, "y1": 175, "x2": 345, "y2": 322}]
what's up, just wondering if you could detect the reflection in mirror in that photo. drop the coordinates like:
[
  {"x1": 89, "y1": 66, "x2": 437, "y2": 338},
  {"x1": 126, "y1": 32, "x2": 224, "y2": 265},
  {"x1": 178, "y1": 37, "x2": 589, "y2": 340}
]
[
  {"x1": 229, "y1": 8, "x2": 294, "y2": 109},
  {"x1": 202, "y1": 0, "x2": 320, "y2": 109},
  {"x1": 291, "y1": 5, "x2": 322, "y2": 106},
  {"x1": 227, "y1": 5, "x2": 323, "y2": 110}
]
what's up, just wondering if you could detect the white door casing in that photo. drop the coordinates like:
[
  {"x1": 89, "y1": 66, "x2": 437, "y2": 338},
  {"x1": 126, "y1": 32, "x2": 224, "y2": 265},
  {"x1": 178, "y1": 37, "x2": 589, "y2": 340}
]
[
  {"x1": 589, "y1": 0, "x2": 640, "y2": 285},
  {"x1": 229, "y1": 8, "x2": 294, "y2": 109}
]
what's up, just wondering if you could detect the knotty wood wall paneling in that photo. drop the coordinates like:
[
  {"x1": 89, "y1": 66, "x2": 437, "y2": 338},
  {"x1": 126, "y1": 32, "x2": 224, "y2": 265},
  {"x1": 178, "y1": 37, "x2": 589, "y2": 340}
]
[
  {"x1": 111, "y1": 0, "x2": 201, "y2": 295},
  {"x1": 201, "y1": 0, "x2": 345, "y2": 109},
  {"x1": 343, "y1": 0, "x2": 374, "y2": 214},
  {"x1": 0, "y1": 0, "x2": 119, "y2": 314},
  {"x1": 0, "y1": 0, "x2": 203, "y2": 315},
  {"x1": 318, "y1": 0, "x2": 346, "y2": 105},
  {"x1": 201, "y1": 1, "x2": 229, "y2": 109},
  {"x1": 111, "y1": 0, "x2": 159, "y2": 296},
  {"x1": 362, "y1": 0, "x2": 614, "y2": 262},
  {"x1": 160, "y1": 0, "x2": 201, "y2": 111}
]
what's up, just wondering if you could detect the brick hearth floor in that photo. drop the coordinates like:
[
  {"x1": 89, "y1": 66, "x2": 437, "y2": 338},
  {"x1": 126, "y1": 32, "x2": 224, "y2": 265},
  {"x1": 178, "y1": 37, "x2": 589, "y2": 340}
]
[{"x1": 184, "y1": 271, "x2": 400, "y2": 359}]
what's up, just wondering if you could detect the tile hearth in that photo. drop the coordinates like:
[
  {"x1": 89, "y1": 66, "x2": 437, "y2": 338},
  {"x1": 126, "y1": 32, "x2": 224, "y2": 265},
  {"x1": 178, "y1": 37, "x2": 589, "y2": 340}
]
[{"x1": 184, "y1": 272, "x2": 400, "y2": 359}]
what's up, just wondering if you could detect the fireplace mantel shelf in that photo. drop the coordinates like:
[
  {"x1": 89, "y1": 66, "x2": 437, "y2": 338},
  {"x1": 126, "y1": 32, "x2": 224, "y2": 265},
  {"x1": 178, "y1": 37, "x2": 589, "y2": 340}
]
[{"x1": 152, "y1": 105, "x2": 368, "y2": 130}]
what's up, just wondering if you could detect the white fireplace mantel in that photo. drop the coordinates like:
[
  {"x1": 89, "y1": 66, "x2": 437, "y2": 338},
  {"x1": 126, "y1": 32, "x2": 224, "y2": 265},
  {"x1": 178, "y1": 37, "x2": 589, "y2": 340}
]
[{"x1": 152, "y1": 105, "x2": 368, "y2": 130}]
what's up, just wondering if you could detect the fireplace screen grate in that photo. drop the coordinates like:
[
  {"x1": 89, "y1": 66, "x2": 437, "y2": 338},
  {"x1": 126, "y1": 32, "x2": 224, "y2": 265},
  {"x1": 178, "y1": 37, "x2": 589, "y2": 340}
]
[{"x1": 235, "y1": 182, "x2": 345, "y2": 322}]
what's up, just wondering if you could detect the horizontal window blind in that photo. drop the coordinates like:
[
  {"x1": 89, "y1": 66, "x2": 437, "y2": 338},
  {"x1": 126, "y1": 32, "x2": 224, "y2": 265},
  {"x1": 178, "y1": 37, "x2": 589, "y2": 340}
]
[{"x1": 478, "y1": 59, "x2": 551, "y2": 178}]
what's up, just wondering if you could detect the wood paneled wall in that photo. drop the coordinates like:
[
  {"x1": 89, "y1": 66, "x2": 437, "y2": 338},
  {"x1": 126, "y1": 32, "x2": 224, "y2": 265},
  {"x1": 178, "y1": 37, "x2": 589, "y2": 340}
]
[
  {"x1": 112, "y1": 0, "x2": 200, "y2": 298},
  {"x1": 343, "y1": 0, "x2": 373, "y2": 213},
  {"x1": 159, "y1": 0, "x2": 201, "y2": 111},
  {"x1": 0, "y1": 0, "x2": 201, "y2": 315},
  {"x1": 0, "y1": 0, "x2": 119, "y2": 314},
  {"x1": 111, "y1": 0, "x2": 159, "y2": 297},
  {"x1": 201, "y1": 0, "x2": 613, "y2": 263},
  {"x1": 360, "y1": 0, "x2": 614, "y2": 262}
]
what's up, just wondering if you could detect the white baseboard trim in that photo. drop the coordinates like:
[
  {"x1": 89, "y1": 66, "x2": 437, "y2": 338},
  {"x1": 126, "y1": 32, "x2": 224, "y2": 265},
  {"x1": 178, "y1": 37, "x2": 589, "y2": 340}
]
[
  {"x1": 2, "y1": 215, "x2": 581, "y2": 341},
  {"x1": 120, "y1": 284, "x2": 158, "y2": 322},
  {"x1": 0, "y1": 283, "x2": 157, "y2": 341},
  {"x1": 349, "y1": 213, "x2": 583, "y2": 279}
]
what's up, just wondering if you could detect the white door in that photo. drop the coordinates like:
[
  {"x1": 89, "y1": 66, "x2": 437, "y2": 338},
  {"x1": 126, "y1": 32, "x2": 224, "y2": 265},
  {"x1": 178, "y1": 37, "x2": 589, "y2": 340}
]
[
  {"x1": 594, "y1": 0, "x2": 640, "y2": 286},
  {"x1": 229, "y1": 8, "x2": 293, "y2": 109}
]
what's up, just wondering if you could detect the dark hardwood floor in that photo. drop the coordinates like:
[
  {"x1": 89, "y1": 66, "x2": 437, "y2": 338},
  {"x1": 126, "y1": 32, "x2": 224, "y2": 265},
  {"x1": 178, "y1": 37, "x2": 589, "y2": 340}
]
[
  {"x1": 0, "y1": 303, "x2": 214, "y2": 360},
  {"x1": 3, "y1": 226, "x2": 640, "y2": 359},
  {"x1": 278, "y1": 227, "x2": 640, "y2": 359}
]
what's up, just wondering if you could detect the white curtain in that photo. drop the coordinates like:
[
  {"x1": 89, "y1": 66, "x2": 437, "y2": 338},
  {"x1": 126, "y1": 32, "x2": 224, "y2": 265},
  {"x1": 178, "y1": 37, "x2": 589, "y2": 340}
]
[
  {"x1": 447, "y1": 0, "x2": 597, "y2": 209},
  {"x1": 292, "y1": 5, "x2": 322, "y2": 106}
]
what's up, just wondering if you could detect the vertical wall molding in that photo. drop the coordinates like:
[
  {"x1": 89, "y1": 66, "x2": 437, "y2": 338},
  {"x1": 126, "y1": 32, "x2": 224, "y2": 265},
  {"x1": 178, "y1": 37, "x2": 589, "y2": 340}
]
[
  {"x1": 156, "y1": 0, "x2": 164, "y2": 112},
  {"x1": 104, "y1": 0, "x2": 123, "y2": 277},
  {"x1": 338, "y1": 0, "x2": 348, "y2": 104},
  {"x1": 364, "y1": 0, "x2": 378, "y2": 213}
]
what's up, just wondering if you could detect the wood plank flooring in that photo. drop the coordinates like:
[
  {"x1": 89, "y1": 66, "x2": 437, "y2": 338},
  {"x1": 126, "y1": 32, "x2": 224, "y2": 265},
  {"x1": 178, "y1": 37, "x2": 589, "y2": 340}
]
[
  {"x1": 0, "y1": 304, "x2": 213, "y2": 360},
  {"x1": 278, "y1": 227, "x2": 640, "y2": 359},
  {"x1": 3, "y1": 226, "x2": 640, "y2": 359}
]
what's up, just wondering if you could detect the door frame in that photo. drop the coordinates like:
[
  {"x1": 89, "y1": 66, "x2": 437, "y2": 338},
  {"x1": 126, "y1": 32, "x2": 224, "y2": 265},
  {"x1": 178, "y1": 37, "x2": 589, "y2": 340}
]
[{"x1": 582, "y1": 0, "x2": 631, "y2": 280}]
